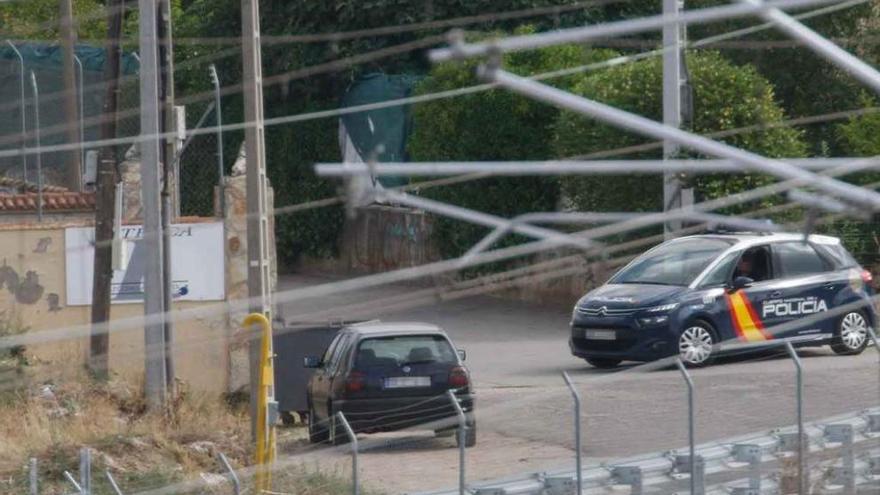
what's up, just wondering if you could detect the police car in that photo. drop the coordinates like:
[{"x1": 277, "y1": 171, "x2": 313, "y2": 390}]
[{"x1": 570, "y1": 233, "x2": 876, "y2": 368}]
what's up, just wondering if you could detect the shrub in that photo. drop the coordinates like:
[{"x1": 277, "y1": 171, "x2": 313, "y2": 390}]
[
  {"x1": 553, "y1": 51, "x2": 807, "y2": 218},
  {"x1": 408, "y1": 31, "x2": 616, "y2": 257}
]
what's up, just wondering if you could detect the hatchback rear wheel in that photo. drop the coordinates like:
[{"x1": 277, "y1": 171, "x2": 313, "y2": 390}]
[
  {"x1": 679, "y1": 322, "x2": 716, "y2": 366},
  {"x1": 831, "y1": 311, "x2": 870, "y2": 355}
]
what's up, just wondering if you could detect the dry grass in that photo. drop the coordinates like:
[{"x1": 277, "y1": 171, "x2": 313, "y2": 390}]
[
  {"x1": 0, "y1": 371, "x2": 379, "y2": 495},
  {"x1": 0, "y1": 370, "x2": 250, "y2": 494}
]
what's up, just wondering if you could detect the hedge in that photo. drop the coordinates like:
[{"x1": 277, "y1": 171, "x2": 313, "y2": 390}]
[
  {"x1": 408, "y1": 32, "x2": 616, "y2": 258},
  {"x1": 554, "y1": 51, "x2": 807, "y2": 218}
]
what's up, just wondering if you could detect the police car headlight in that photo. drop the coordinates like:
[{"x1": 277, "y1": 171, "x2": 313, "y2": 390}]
[
  {"x1": 638, "y1": 315, "x2": 669, "y2": 327},
  {"x1": 646, "y1": 303, "x2": 678, "y2": 313}
]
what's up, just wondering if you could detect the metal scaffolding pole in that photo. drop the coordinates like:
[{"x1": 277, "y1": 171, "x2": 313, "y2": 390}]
[
  {"x1": 482, "y1": 67, "x2": 880, "y2": 210},
  {"x1": 745, "y1": 0, "x2": 880, "y2": 96},
  {"x1": 5, "y1": 41, "x2": 27, "y2": 184},
  {"x1": 138, "y1": 0, "x2": 167, "y2": 411},
  {"x1": 315, "y1": 158, "x2": 880, "y2": 177},
  {"x1": 663, "y1": 0, "x2": 686, "y2": 238},
  {"x1": 429, "y1": 0, "x2": 839, "y2": 62}
]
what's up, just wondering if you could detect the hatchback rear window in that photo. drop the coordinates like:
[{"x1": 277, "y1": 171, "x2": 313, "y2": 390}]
[{"x1": 355, "y1": 335, "x2": 457, "y2": 368}]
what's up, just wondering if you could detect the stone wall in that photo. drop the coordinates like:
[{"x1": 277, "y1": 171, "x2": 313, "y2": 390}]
[
  {"x1": 0, "y1": 220, "x2": 231, "y2": 392},
  {"x1": 223, "y1": 171, "x2": 277, "y2": 393}
]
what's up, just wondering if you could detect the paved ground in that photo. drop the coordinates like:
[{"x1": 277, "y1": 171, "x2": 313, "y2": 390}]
[{"x1": 277, "y1": 273, "x2": 880, "y2": 494}]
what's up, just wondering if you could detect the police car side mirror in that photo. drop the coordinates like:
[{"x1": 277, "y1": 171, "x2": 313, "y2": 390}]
[
  {"x1": 730, "y1": 276, "x2": 754, "y2": 291},
  {"x1": 457, "y1": 349, "x2": 467, "y2": 362}
]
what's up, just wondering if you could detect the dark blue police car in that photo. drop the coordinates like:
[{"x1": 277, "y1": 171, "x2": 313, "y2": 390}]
[{"x1": 570, "y1": 233, "x2": 877, "y2": 368}]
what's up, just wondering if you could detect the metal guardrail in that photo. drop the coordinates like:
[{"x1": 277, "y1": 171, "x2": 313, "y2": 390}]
[{"x1": 417, "y1": 408, "x2": 880, "y2": 495}]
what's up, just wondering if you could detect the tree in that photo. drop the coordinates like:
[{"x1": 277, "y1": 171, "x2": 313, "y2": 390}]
[
  {"x1": 0, "y1": 0, "x2": 107, "y2": 40},
  {"x1": 407, "y1": 33, "x2": 615, "y2": 257},
  {"x1": 554, "y1": 51, "x2": 807, "y2": 216}
]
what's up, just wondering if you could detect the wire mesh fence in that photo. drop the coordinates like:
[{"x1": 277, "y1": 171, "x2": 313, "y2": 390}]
[{"x1": 178, "y1": 100, "x2": 222, "y2": 218}]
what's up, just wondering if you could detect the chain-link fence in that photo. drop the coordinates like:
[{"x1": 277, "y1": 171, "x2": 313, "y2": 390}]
[{"x1": 177, "y1": 100, "x2": 223, "y2": 218}]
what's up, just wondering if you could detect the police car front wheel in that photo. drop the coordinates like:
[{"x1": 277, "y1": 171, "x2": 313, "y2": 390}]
[
  {"x1": 679, "y1": 323, "x2": 717, "y2": 366},
  {"x1": 831, "y1": 311, "x2": 869, "y2": 355}
]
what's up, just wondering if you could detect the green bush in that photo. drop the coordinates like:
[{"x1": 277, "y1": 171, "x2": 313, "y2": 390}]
[
  {"x1": 554, "y1": 51, "x2": 807, "y2": 217},
  {"x1": 408, "y1": 33, "x2": 616, "y2": 257},
  {"x1": 266, "y1": 101, "x2": 345, "y2": 267},
  {"x1": 821, "y1": 95, "x2": 880, "y2": 262}
]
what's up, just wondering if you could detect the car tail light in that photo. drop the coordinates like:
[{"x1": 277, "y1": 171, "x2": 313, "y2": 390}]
[
  {"x1": 449, "y1": 366, "x2": 469, "y2": 389},
  {"x1": 861, "y1": 269, "x2": 873, "y2": 284},
  {"x1": 345, "y1": 371, "x2": 366, "y2": 394}
]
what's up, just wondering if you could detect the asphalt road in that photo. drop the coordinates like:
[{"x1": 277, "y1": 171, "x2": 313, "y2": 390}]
[{"x1": 278, "y1": 273, "x2": 880, "y2": 493}]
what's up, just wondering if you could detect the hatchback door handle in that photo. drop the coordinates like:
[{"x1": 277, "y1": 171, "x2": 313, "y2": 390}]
[
  {"x1": 824, "y1": 283, "x2": 836, "y2": 290},
  {"x1": 769, "y1": 291, "x2": 782, "y2": 298}
]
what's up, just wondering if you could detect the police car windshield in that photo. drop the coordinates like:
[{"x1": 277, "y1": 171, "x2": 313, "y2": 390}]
[{"x1": 611, "y1": 238, "x2": 734, "y2": 286}]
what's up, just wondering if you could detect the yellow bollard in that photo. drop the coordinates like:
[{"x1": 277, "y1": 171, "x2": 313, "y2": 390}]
[{"x1": 244, "y1": 313, "x2": 276, "y2": 493}]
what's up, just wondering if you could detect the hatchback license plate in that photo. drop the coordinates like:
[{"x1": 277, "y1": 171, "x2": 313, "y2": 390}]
[
  {"x1": 384, "y1": 376, "x2": 431, "y2": 388},
  {"x1": 584, "y1": 329, "x2": 616, "y2": 340}
]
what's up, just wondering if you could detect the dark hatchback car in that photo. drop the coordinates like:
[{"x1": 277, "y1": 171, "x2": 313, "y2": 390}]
[
  {"x1": 304, "y1": 322, "x2": 475, "y2": 446},
  {"x1": 571, "y1": 233, "x2": 877, "y2": 368}
]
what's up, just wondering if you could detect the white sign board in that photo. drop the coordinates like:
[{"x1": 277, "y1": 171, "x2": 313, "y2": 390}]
[{"x1": 66, "y1": 222, "x2": 225, "y2": 305}]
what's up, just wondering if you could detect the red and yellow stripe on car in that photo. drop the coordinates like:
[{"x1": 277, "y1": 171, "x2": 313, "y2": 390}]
[{"x1": 725, "y1": 291, "x2": 771, "y2": 342}]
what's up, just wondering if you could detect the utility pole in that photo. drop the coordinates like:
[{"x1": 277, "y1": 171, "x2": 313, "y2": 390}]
[
  {"x1": 241, "y1": 0, "x2": 273, "y2": 440},
  {"x1": 60, "y1": 0, "x2": 83, "y2": 191},
  {"x1": 662, "y1": 0, "x2": 692, "y2": 239},
  {"x1": 89, "y1": 0, "x2": 125, "y2": 380},
  {"x1": 139, "y1": 0, "x2": 167, "y2": 411},
  {"x1": 158, "y1": 0, "x2": 176, "y2": 394}
]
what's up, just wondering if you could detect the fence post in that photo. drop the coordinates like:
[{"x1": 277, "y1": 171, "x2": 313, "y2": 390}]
[
  {"x1": 79, "y1": 447, "x2": 91, "y2": 495},
  {"x1": 29, "y1": 458, "x2": 37, "y2": 495},
  {"x1": 866, "y1": 326, "x2": 880, "y2": 405},
  {"x1": 447, "y1": 389, "x2": 467, "y2": 495},
  {"x1": 732, "y1": 444, "x2": 761, "y2": 492},
  {"x1": 29, "y1": 71, "x2": 43, "y2": 221},
  {"x1": 217, "y1": 452, "x2": 240, "y2": 495},
  {"x1": 209, "y1": 64, "x2": 225, "y2": 217},
  {"x1": 74, "y1": 54, "x2": 85, "y2": 183},
  {"x1": 336, "y1": 412, "x2": 359, "y2": 495},
  {"x1": 5, "y1": 41, "x2": 27, "y2": 184},
  {"x1": 105, "y1": 470, "x2": 124, "y2": 495},
  {"x1": 562, "y1": 372, "x2": 583, "y2": 495},
  {"x1": 675, "y1": 358, "x2": 703, "y2": 495},
  {"x1": 784, "y1": 341, "x2": 806, "y2": 495}
]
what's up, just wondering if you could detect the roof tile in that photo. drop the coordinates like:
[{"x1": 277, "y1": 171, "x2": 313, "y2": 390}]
[{"x1": 0, "y1": 192, "x2": 96, "y2": 212}]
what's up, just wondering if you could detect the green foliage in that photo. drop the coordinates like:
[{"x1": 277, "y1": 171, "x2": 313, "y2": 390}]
[
  {"x1": 554, "y1": 51, "x2": 806, "y2": 216},
  {"x1": 266, "y1": 100, "x2": 345, "y2": 266},
  {"x1": 408, "y1": 35, "x2": 615, "y2": 257},
  {"x1": 0, "y1": 0, "x2": 107, "y2": 40},
  {"x1": 0, "y1": 310, "x2": 28, "y2": 363},
  {"x1": 837, "y1": 94, "x2": 880, "y2": 157}
]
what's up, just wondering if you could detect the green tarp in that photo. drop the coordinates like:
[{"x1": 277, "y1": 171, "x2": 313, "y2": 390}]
[
  {"x1": 340, "y1": 73, "x2": 421, "y2": 188},
  {"x1": 0, "y1": 43, "x2": 140, "y2": 184}
]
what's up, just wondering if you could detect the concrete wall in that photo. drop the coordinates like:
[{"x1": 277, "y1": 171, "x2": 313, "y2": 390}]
[
  {"x1": 0, "y1": 220, "x2": 231, "y2": 392},
  {"x1": 0, "y1": 172, "x2": 276, "y2": 394}
]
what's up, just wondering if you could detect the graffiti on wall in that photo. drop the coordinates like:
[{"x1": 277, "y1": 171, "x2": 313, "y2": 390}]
[{"x1": 349, "y1": 208, "x2": 435, "y2": 272}]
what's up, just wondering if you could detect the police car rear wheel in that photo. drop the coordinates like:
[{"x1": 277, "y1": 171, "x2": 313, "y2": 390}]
[
  {"x1": 831, "y1": 311, "x2": 869, "y2": 355},
  {"x1": 679, "y1": 323, "x2": 716, "y2": 366}
]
